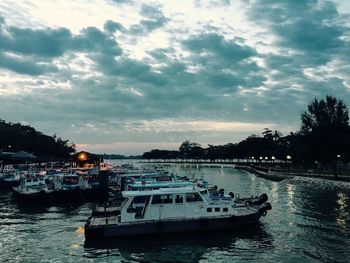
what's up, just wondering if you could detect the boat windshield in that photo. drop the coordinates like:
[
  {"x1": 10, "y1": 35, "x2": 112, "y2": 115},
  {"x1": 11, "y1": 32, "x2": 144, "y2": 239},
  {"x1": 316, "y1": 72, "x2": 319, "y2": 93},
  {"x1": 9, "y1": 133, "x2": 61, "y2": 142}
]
[{"x1": 186, "y1": 192, "x2": 203, "y2": 202}]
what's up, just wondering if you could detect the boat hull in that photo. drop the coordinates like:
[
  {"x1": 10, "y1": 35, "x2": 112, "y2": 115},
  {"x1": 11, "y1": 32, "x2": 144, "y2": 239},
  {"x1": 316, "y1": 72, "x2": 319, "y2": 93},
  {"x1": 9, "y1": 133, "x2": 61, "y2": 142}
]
[
  {"x1": 12, "y1": 189, "x2": 51, "y2": 203},
  {"x1": 12, "y1": 187, "x2": 108, "y2": 204},
  {"x1": 50, "y1": 188, "x2": 108, "y2": 203},
  {"x1": 85, "y1": 212, "x2": 262, "y2": 240},
  {"x1": 0, "y1": 179, "x2": 20, "y2": 189}
]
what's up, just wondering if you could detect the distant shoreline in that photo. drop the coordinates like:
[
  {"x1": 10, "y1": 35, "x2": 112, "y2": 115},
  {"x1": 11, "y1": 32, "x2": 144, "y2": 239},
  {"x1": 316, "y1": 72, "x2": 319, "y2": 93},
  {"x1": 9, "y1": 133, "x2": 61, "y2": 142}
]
[{"x1": 142, "y1": 160, "x2": 350, "y2": 183}]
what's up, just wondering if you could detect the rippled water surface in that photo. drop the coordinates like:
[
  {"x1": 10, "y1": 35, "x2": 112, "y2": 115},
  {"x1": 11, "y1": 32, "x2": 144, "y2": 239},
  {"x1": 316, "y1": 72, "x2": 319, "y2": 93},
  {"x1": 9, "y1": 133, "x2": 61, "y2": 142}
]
[{"x1": 1, "y1": 163, "x2": 350, "y2": 262}]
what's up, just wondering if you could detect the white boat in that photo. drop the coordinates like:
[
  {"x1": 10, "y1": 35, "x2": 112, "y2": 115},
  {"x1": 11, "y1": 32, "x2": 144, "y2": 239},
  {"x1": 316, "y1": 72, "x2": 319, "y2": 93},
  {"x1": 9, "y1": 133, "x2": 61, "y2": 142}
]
[
  {"x1": 85, "y1": 186, "x2": 272, "y2": 240},
  {"x1": 0, "y1": 165, "x2": 21, "y2": 188},
  {"x1": 12, "y1": 175, "x2": 52, "y2": 201},
  {"x1": 125, "y1": 180, "x2": 194, "y2": 191}
]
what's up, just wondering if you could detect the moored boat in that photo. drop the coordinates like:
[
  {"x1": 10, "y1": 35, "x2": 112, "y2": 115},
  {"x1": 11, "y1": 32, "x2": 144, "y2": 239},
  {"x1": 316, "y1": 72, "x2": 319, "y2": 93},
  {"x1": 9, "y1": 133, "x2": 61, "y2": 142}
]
[
  {"x1": 85, "y1": 186, "x2": 272, "y2": 240},
  {"x1": 12, "y1": 175, "x2": 52, "y2": 202},
  {"x1": 0, "y1": 165, "x2": 21, "y2": 188}
]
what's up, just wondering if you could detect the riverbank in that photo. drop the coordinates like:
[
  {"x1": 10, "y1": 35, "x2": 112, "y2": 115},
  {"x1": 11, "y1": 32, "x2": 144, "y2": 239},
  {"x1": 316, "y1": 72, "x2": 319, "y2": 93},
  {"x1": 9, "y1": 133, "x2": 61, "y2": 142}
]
[
  {"x1": 143, "y1": 160, "x2": 350, "y2": 183},
  {"x1": 235, "y1": 165, "x2": 350, "y2": 183}
]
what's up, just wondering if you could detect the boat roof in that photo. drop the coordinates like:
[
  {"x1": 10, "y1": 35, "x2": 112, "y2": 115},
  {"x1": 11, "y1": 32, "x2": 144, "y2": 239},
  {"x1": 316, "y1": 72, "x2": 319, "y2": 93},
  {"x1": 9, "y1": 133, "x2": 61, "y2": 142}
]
[
  {"x1": 118, "y1": 172, "x2": 161, "y2": 178},
  {"x1": 128, "y1": 181, "x2": 193, "y2": 187},
  {"x1": 122, "y1": 186, "x2": 200, "y2": 197}
]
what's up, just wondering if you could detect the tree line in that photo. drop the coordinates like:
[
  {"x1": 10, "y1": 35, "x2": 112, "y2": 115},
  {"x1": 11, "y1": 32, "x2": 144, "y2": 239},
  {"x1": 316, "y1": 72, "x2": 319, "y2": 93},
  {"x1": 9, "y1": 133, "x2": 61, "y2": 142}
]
[
  {"x1": 0, "y1": 119, "x2": 76, "y2": 159},
  {"x1": 143, "y1": 96, "x2": 350, "y2": 166}
]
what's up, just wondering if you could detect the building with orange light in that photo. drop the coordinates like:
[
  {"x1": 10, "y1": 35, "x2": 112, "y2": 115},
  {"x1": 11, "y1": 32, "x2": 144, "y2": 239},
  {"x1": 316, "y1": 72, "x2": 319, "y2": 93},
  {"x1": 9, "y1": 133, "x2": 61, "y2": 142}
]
[{"x1": 71, "y1": 151, "x2": 102, "y2": 169}]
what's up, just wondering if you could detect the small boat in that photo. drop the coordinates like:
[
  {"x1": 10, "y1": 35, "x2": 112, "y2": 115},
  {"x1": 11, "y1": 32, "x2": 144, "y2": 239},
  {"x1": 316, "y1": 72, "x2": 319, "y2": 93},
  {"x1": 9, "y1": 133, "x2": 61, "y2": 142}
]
[
  {"x1": 84, "y1": 186, "x2": 272, "y2": 240},
  {"x1": 0, "y1": 165, "x2": 21, "y2": 188},
  {"x1": 12, "y1": 175, "x2": 52, "y2": 202},
  {"x1": 48, "y1": 172, "x2": 107, "y2": 203}
]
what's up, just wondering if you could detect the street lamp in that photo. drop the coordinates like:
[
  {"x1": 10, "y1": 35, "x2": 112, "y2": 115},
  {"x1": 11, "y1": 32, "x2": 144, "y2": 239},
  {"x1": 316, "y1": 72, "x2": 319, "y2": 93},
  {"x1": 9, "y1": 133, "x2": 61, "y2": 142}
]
[
  {"x1": 286, "y1": 155, "x2": 292, "y2": 174},
  {"x1": 336, "y1": 154, "x2": 341, "y2": 178}
]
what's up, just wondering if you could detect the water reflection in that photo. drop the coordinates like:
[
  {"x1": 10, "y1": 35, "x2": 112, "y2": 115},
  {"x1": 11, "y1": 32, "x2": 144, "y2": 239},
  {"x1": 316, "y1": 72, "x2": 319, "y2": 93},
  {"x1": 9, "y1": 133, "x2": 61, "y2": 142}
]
[
  {"x1": 287, "y1": 183, "x2": 296, "y2": 213},
  {"x1": 84, "y1": 224, "x2": 273, "y2": 262},
  {"x1": 270, "y1": 181, "x2": 279, "y2": 199},
  {"x1": 336, "y1": 192, "x2": 350, "y2": 233}
]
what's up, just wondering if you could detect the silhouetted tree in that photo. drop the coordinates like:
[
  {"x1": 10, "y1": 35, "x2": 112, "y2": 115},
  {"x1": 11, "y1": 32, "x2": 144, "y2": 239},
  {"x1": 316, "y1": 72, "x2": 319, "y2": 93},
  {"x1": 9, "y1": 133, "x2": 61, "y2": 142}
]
[
  {"x1": 0, "y1": 119, "x2": 75, "y2": 158},
  {"x1": 301, "y1": 96, "x2": 349, "y2": 134},
  {"x1": 298, "y1": 96, "x2": 350, "y2": 165},
  {"x1": 179, "y1": 140, "x2": 202, "y2": 159}
]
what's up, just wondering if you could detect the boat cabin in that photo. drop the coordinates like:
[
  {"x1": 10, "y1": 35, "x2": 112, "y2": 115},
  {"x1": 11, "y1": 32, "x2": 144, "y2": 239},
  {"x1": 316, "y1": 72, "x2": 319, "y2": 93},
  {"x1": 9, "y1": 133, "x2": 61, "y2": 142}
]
[
  {"x1": 119, "y1": 187, "x2": 234, "y2": 223},
  {"x1": 125, "y1": 180, "x2": 194, "y2": 191},
  {"x1": 20, "y1": 176, "x2": 46, "y2": 188},
  {"x1": 62, "y1": 175, "x2": 79, "y2": 189}
]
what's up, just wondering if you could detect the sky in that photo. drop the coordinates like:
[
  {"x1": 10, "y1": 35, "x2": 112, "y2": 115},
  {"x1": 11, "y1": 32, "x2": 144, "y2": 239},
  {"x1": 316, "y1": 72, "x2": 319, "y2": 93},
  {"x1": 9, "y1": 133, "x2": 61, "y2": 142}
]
[{"x1": 0, "y1": 0, "x2": 350, "y2": 155}]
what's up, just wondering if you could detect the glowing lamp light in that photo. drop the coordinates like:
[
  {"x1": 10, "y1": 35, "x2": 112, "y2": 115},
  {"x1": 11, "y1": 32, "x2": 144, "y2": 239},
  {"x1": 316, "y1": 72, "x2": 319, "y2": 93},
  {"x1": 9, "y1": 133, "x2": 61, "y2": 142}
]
[
  {"x1": 272, "y1": 156, "x2": 276, "y2": 160},
  {"x1": 287, "y1": 155, "x2": 292, "y2": 160},
  {"x1": 75, "y1": 226, "x2": 85, "y2": 234},
  {"x1": 78, "y1": 152, "x2": 87, "y2": 161}
]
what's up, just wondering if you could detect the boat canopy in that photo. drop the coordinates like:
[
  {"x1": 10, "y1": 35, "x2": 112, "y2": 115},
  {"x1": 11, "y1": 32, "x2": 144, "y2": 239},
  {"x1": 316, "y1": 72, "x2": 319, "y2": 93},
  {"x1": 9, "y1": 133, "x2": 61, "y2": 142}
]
[{"x1": 122, "y1": 186, "x2": 200, "y2": 197}]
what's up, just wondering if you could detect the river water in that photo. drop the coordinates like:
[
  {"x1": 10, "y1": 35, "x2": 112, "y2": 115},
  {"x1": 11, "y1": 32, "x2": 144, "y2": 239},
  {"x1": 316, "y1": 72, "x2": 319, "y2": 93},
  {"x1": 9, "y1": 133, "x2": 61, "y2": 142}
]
[{"x1": 1, "y1": 163, "x2": 350, "y2": 262}]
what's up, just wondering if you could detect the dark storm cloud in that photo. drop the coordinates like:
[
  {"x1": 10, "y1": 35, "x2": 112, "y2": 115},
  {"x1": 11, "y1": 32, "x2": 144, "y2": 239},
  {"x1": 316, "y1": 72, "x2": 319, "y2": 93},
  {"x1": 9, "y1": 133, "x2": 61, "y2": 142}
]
[
  {"x1": 0, "y1": 17, "x2": 122, "y2": 75},
  {"x1": 129, "y1": 4, "x2": 168, "y2": 34},
  {"x1": 248, "y1": 0, "x2": 347, "y2": 64},
  {"x1": 183, "y1": 33, "x2": 256, "y2": 62},
  {"x1": 0, "y1": 25, "x2": 71, "y2": 57},
  {"x1": 104, "y1": 20, "x2": 125, "y2": 33},
  {"x1": 180, "y1": 33, "x2": 264, "y2": 92},
  {"x1": 0, "y1": 52, "x2": 56, "y2": 75},
  {"x1": 239, "y1": 0, "x2": 350, "y2": 123}
]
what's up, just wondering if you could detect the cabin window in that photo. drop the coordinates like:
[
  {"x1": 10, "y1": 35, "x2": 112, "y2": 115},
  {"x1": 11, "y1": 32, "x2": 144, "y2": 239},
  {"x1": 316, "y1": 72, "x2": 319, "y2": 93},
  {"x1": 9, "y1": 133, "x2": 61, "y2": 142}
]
[
  {"x1": 207, "y1": 207, "x2": 212, "y2": 212},
  {"x1": 186, "y1": 193, "x2": 203, "y2": 202},
  {"x1": 26, "y1": 179, "x2": 31, "y2": 183},
  {"x1": 133, "y1": 196, "x2": 148, "y2": 204},
  {"x1": 223, "y1": 207, "x2": 228, "y2": 212},
  {"x1": 175, "y1": 194, "x2": 183, "y2": 204},
  {"x1": 127, "y1": 196, "x2": 150, "y2": 217},
  {"x1": 33, "y1": 179, "x2": 38, "y2": 182},
  {"x1": 215, "y1": 207, "x2": 220, "y2": 212},
  {"x1": 127, "y1": 196, "x2": 148, "y2": 213},
  {"x1": 151, "y1": 194, "x2": 173, "y2": 205}
]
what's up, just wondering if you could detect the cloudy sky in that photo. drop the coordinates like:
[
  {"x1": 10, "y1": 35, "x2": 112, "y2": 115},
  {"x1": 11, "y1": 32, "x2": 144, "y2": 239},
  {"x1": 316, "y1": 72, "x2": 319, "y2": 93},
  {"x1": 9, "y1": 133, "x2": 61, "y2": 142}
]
[{"x1": 0, "y1": 0, "x2": 350, "y2": 154}]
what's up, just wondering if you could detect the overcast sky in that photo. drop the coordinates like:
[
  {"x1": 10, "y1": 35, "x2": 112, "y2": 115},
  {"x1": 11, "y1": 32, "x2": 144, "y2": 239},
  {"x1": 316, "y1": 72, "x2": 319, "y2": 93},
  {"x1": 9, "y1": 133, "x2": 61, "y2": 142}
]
[{"x1": 0, "y1": 0, "x2": 350, "y2": 154}]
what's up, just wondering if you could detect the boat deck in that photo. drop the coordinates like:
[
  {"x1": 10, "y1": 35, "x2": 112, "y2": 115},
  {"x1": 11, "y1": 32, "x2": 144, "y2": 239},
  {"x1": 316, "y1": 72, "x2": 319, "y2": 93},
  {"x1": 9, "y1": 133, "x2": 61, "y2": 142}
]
[{"x1": 89, "y1": 216, "x2": 119, "y2": 226}]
